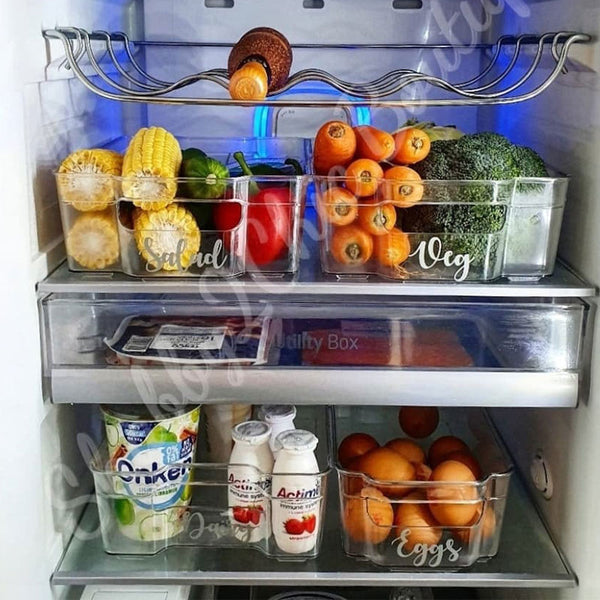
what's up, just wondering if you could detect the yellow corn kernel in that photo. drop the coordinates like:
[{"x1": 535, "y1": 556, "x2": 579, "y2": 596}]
[
  {"x1": 57, "y1": 149, "x2": 122, "y2": 212},
  {"x1": 66, "y1": 211, "x2": 120, "y2": 270},
  {"x1": 133, "y1": 204, "x2": 201, "y2": 271},
  {"x1": 122, "y1": 127, "x2": 182, "y2": 210}
]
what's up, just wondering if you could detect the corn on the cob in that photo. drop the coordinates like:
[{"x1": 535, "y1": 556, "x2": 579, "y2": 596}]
[
  {"x1": 66, "y1": 211, "x2": 120, "y2": 270},
  {"x1": 122, "y1": 127, "x2": 182, "y2": 210},
  {"x1": 133, "y1": 204, "x2": 200, "y2": 271},
  {"x1": 57, "y1": 149, "x2": 122, "y2": 212}
]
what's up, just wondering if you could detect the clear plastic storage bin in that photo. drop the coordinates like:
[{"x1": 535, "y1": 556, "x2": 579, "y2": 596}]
[
  {"x1": 314, "y1": 175, "x2": 568, "y2": 282},
  {"x1": 333, "y1": 406, "x2": 512, "y2": 569},
  {"x1": 89, "y1": 405, "x2": 331, "y2": 560},
  {"x1": 55, "y1": 137, "x2": 311, "y2": 278}
]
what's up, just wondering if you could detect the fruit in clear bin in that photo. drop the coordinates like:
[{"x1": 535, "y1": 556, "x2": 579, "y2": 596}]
[
  {"x1": 398, "y1": 407, "x2": 440, "y2": 439},
  {"x1": 66, "y1": 210, "x2": 120, "y2": 270},
  {"x1": 373, "y1": 230, "x2": 410, "y2": 269},
  {"x1": 391, "y1": 128, "x2": 431, "y2": 165},
  {"x1": 355, "y1": 447, "x2": 415, "y2": 498},
  {"x1": 427, "y1": 460, "x2": 480, "y2": 526},
  {"x1": 330, "y1": 224, "x2": 374, "y2": 266},
  {"x1": 313, "y1": 121, "x2": 357, "y2": 175},
  {"x1": 393, "y1": 491, "x2": 442, "y2": 552},
  {"x1": 383, "y1": 166, "x2": 424, "y2": 208},
  {"x1": 133, "y1": 204, "x2": 201, "y2": 272},
  {"x1": 319, "y1": 186, "x2": 358, "y2": 227},
  {"x1": 146, "y1": 424, "x2": 178, "y2": 445},
  {"x1": 444, "y1": 450, "x2": 483, "y2": 480},
  {"x1": 114, "y1": 498, "x2": 135, "y2": 526},
  {"x1": 345, "y1": 159, "x2": 384, "y2": 197},
  {"x1": 353, "y1": 126, "x2": 395, "y2": 162},
  {"x1": 454, "y1": 503, "x2": 497, "y2": 545},
  {"x1": 342, "y1": 486, "x2": 394, "y2": 544},
  {"x1": 338, "y1": 432, "x2": 379, "y2": 468},
  {"x1": 428, "y1": 436, "x2": 470, "y2": 468},
  {"x1": 357, "y1": 201, "x2": 397, "y2": 236},
  {"x1": 385, "y1": 438, "x2": 426, "y2": 465},
  {"x1": 139, "y1": 512, "x2": 171, "y2": 541},
  {"x1": 57, "y1": 149, "x2": 122, "y2": 212}
]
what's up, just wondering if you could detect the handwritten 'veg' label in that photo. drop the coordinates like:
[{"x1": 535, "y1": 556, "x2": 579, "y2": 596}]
[
  {"x1": 143, "y1": 238, "x2": 228, "y2": 273},
  {"x1": 393, "y1": 529, "x2": 462, "y2": 567},
  {"x1": 409, "y1": 237, "x2": 472, "y2": 282}
]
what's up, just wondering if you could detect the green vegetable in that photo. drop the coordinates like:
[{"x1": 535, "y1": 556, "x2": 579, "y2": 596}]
[
  {"x1": 182, "y1": 147, "x2": 207, "y2": 161},
  {"x1": 404, "y1": 132, "x2": 548, "y2": 266},
  {"x1": 180, "y1": 155, "x2": 229, "y2": 199},
  {"x1": 232, "y1": 152, "x2": 304, "y2": 177}
]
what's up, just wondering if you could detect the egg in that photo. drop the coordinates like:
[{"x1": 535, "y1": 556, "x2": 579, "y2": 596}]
[
  {"x1": 426, "y1": 460, "x2": 481, "y2": 526},
  {"x1": 385, "y1": 438, "x2": 426, "y2": 464},
  {"x1": 338, "y1": 432, "x2": 379, "y2": 468},
  {"x1": 399, "y1": 406, "x2": 440, "y2": 438},
  {"x1": 428, "y1": 435, "x2": 470, "y2": 468},
  {"x1": 343, "y1": 486, "x2": 394, "y2": 544},
  {"x1": 414, "y1": 462, "x2": 433, "y2": 481},
  {"x1": 454, "y1": 503, "x2": 497, "y2": 545},
  {"x1": 443, "y1": 450, "x2": 483, "y2": 480},
  {"x1": 393, "y1": 492, "x2": 442, "y2": 551},
  {"x1": 356, "y1": 447, "x2": 416, "y2": 498}
]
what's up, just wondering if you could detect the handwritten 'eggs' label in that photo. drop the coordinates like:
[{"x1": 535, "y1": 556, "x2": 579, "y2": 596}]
[{"x1": 392, "y1": 529, "x2": 462, "y2": 567}]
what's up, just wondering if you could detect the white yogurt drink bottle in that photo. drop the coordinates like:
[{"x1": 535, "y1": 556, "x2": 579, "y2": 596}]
[
  {"x1": 228, "y1": 421, "x2": 274, "y2": 543},
  {"x1": 258, "y1": 405, "x2": 297, "y2": 457},
  {"x1": 205, "y1": 403, "x2": 252, "y2": 462},
  {"x1": 271, "y1": 429, "x2": 321, "y2": 554}
]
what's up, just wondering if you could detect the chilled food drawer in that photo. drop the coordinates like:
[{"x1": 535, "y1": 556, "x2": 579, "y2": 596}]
[
  {"x1": 55, "y1": 135, "x2": 311, "y2": 278},
  {"x1": 90, "y1": 405, "x2": 330, "y2": 560},
  {"x1": 39, "y1": 296, "x2": 588, "y2": 407},
  {"x1": 333, "y1": 406, "x2": 511, "y2": 569}
]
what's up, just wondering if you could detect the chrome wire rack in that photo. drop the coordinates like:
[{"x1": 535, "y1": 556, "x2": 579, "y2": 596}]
[{"x1": 43, "y1": 27, "x2": 591, "y2": 107}]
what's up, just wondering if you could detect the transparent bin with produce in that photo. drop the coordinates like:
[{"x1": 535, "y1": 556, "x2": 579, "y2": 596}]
[
  {"x1": 55, "y1": 130, "x2": 311, "y2": 278},
  {"x1": 333, "y1": 406, "x2": 512, "y2": 569}
]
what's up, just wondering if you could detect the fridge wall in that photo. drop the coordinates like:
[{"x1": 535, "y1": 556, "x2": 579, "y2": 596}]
[{"x1": 2, "y1": 0, "x2": 600, "y2": 598}]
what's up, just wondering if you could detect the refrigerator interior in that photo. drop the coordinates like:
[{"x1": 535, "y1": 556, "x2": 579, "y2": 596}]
[{"x1": 2, "y1": 0, "x2": 600, "y2": 598}]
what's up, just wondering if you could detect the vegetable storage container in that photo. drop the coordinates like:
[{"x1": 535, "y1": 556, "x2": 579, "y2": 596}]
[
  {"x1": 55, "y1": 137, "x2": 311, "y2": 278},
  {"x1": 333, "y1": 406, "x2": 512, "y2": 569},
  {"x1": 89, "y1": 405, "x2": 331, "y2": 560},
  {"x1": 314, "y1": 175, "x2": 568, "y2": 282}
]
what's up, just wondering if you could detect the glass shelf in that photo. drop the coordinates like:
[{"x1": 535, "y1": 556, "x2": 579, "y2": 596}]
[{"x1": 52, "y1": 473, "x2": 575, "y2": 589}]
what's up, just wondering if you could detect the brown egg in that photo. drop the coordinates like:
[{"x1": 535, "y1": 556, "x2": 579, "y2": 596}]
[
  {"x1": 454, "y1": 503, "x2": 497, "y2": 545},
  {"x1": 343, "y1": 486, "x2": 394, "y2": 544},
  {"x1": 356, "y1": 447, "x2": 416, "y2": 498},
  {"x1": 444, "y1": 450, "x2": 483, "y2": 480},
  {"x1": 428, "y1": 436, "x2": 470, "y2": 468},
  {"x1": 385, "y1": 438, "x2": 426, "y2": 464},
  {"x1": 414, "y1": 462, "x2": 433, "y2": 481},
  {"x1": 343, "y1": 455, "x2": 366, "y2": 496},
  {"x1": 399, "y1": 406, "x2": 440, "y2": 439},
  {"x1": 393, "y1": 492, "x2": 442, "y2": 552},
  {"x1": 338, "y1": 432, "x2": 379, "y2": 468},
  {"x1": 426, "y1": 460, "x2": 480, "y2": 526}
]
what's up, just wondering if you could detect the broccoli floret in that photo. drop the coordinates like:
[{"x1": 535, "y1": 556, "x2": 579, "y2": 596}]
[{"x1": 406, "y1": 133, "x2": 547, "y2": 268}]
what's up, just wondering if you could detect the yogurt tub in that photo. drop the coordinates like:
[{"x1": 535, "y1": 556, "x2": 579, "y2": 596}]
[{"x1": 101, "y1": 404, "x2": 201, "y2": 542}]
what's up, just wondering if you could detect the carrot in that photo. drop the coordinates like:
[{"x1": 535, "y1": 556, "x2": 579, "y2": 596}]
[
  {"x1": 330, "y1": 224, "x2": 374, "y2": 265},
  {"x1": 374, "y1": 230, "x2": 411, "y2": 268},
  {"x1": 353, "y1": 126, "x2": 395, "y2": 162},
  {"x1": 314, "y1": 121, "x2": 356, "y2": 175},
  {"x1": 345, "y1": 158, "x2": 384, "y2": 197},
  {"x1": 357, "y1": 201, "x2": 397, "y2": 236},
  {"x1": 383, "y1": 166, "x2": 424, "y2": 208},
  {"x1": 320, "y1": 187, "x2": 358, "y2": 226},
  {"x1": 391, "y1": 128, "x2": 431, "y2": 164}
]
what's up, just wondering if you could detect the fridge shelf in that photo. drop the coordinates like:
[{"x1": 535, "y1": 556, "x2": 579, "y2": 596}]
[
  {"x1": 39, "y1": 259, "x2": 596, "y2": 298},
  {"x1": 51, "y1": 471, "x2": 575, "y2": 588},
  {"x1": 42, "y1": 28, "x2": 591, "y2": 108},
  {"x1": 40, "y1": 297, "x2": 588, "y2": 407}
]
